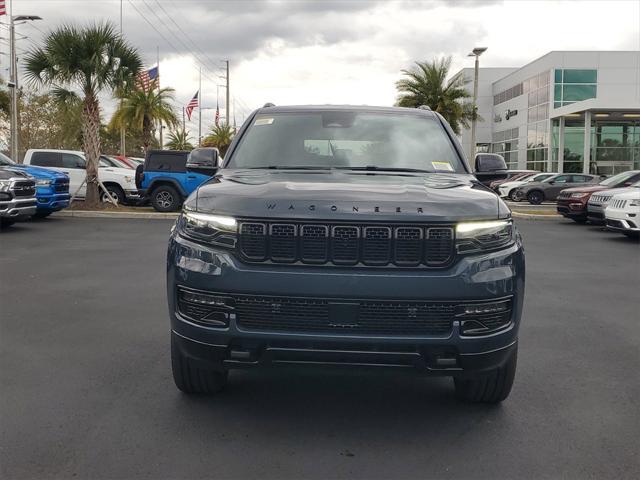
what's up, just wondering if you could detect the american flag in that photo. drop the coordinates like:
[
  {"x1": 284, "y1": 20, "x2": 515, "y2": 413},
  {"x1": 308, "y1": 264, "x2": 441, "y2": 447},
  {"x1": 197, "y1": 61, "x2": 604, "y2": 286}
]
[
  {"x1": 215, "y1": 105, "x2": 220, "y2": 126},
  {"x1": 136, "y1": 66, "x2": 159, "y2": 91},
  {"x1": 0, "y1": 1, "x2": 6, "y2": 16},
  {"x1": 186, "y1": 91, "x2": 199, "y2": 121}
]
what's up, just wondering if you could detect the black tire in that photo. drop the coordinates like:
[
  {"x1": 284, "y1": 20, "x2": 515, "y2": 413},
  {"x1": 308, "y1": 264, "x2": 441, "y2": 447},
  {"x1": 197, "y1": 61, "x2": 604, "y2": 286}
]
[
  {"x1": 171, "y1": 336, "x2": 228, "y2": 394},
  {"x1": 454, "y1": 346, "x2": 517, "y2": 404},
  {"x1": 508, "y1": 189, "x2": 519, "y2": 201},
  {"x1": 101, "y1": 185, "x2": 125, "y2": 205},
  {"x1": 32, "y1": 211, "x2": 52, "y2": 219},
  {"x1": 624, "y1": 231, "x2": 640, "y2": 239},
  {"x1": 527, "y1": 190, "x2": 544, "y2": 205},
  {"x1": 0, "y1": 218, "x2": 15, "y2": 229},
  {"x1": 572, "y1": 217, "x2": 588, "y2": 224},
  {"x1": 151, "y1": 185, "x2": 181, "y2": 212}
]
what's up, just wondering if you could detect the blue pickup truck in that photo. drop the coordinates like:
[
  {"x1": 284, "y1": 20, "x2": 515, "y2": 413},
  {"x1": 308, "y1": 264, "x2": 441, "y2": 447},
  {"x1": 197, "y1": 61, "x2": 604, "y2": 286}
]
[
  {"x1": 0, "y1": 152, "x2": 70, "y2": 218},
  {"x1": 136, "y1": 149, "x2": 214, "y2": 212}
]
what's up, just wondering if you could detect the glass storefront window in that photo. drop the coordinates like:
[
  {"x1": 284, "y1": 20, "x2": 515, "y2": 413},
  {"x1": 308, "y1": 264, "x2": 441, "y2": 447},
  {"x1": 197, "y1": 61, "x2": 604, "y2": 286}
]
[
  {"x1": 554, "y1": 69, "x2": 562, "y2": 83},
  {"x1": 563, "y1": 84, "x2": 597, "y2": 102},
  {"x1": 563, "y1": 69, "x2": 597, "y2": 84}
]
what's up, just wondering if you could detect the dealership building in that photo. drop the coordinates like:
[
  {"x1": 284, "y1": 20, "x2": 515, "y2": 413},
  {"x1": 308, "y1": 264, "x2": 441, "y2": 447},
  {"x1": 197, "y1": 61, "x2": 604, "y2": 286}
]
[{"x1": 455, "y1": 51, "x2": 640, "y2": 174}]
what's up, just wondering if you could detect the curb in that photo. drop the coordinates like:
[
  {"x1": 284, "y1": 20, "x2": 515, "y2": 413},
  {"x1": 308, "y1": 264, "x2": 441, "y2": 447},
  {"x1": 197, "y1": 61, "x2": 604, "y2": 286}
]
[{"x1": 56, "y1": 210, "x2": 179, "y2": 220}]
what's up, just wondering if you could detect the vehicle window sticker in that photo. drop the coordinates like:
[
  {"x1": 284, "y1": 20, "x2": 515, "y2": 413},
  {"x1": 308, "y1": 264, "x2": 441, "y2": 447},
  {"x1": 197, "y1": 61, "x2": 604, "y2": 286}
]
[
  {"x1": 254, "y1": 117, "x2": 274, "y2": 126},
  {"x1": 431, "y1": 161, "x2": 454, "y2": 172}
]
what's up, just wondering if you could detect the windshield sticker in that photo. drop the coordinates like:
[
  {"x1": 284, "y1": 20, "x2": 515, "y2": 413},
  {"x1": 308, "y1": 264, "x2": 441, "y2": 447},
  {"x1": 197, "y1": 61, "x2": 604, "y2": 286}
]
[
  {"x1": 254, "y1": 117, "x2": 274, "y2": 126},
  {"x1": 431, "y1": 161, "x2": 454, "y2": 172}
]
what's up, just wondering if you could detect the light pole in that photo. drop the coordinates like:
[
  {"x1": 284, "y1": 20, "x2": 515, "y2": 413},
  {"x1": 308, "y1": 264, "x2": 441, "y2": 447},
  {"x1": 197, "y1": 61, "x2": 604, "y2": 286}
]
[
  {"x1": 9, "y1": 13, "x2": 42, "y2": 162},
  {"x1": 467, "y1": 47, "x2": 487, "y2": 161}
]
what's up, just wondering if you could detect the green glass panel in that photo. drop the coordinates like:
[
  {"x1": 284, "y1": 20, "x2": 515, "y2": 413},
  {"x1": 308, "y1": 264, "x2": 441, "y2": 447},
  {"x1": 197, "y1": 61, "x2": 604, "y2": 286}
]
[
  {"x1": 562, "y1": 84, "x2": 597, "y2": 102},
  {"x1": 554, "y1": 101, "x2": 562, "y2": 109},
  {"x1": 563, "y1": 69, "x2": 597, "y2": 84},
  {"x1": 554, "y1": 85, "x2": 562, "y2": 102},
  {"x1": 554, "y1": 69, "x2": 562, "y2": 83}
]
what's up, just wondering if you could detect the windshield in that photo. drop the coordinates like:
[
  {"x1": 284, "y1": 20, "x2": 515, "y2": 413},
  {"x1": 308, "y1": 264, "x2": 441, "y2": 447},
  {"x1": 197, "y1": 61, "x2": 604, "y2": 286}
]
[
  {"x1": 528, "y1": 173, "x2": 553, "y2": 183},
  {"x1": 227, "y1": 111, "x2": 465, "y2": 173},
  {"x1": 0, "y1": 152, "x2": 16, "y2": 166},
  {"x1": 599, "y1": 170, "x2": 638, "y2": 186}
]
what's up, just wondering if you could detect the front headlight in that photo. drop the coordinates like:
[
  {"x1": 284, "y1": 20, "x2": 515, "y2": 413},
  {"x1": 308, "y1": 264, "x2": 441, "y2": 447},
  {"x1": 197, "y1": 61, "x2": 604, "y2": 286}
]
[
  {"x1": 124, "y1": 175, "x2": 134, "y2": 183},
  {"x1": 177, "y1": 211, "x2": 238, "y2": 247},
  {"x1": 35, "y1": 179, "x2": 52, "y2": 186},
  {"x1": 629, "y1": 199, "x2": 640, "y2": 207},
  {"x1": 570, "y1": 192, "x2": 588, "y2": 198},
  {"x1": 0, "y1": 180, "x2": 11, "y2": 192},
  {"x1": 456, "y1": 219, "x2": 514, "y2": 254}
]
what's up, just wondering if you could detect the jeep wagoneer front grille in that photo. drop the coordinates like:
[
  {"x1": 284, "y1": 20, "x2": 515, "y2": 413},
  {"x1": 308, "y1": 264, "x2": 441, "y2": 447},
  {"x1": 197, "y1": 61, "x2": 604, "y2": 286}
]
[{"x1": 238, "y1": 221, "x2": 454, "y2": 267}]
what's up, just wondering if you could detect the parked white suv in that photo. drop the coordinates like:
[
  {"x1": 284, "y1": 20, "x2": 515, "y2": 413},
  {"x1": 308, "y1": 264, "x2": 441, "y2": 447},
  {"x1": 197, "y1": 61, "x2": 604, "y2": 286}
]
[
  {"x1": 23, "y1": 149, "x2": 139, "y2": 204},
  {"x1": 499, "y1": 172, "x2": 557, "y2": 201},
  {"x1": 605, "y1": 188, "x2": 640, "y2": 238}
]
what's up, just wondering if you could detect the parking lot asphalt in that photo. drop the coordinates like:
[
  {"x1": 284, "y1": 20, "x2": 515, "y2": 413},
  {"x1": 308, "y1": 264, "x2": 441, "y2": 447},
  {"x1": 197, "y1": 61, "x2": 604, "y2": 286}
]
[{"x1": 1, "y1": 217, "x2": 639, "y2": 480}]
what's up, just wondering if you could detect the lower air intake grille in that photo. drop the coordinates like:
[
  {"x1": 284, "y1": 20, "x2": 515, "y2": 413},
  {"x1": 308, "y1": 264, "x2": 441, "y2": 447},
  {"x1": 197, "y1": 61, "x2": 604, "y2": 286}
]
[{"x1": 234, "y1": 294, "x2": 459, "y2": 335}]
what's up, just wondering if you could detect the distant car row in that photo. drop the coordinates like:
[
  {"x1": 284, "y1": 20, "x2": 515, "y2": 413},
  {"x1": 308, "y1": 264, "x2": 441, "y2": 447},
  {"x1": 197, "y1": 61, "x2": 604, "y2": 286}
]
[
  {"x1": 1, "y1": 148, "x2": 220, "y2": 228},
  {"x1": 488, "y1": 167, "x2": 640, "y2": 238}
]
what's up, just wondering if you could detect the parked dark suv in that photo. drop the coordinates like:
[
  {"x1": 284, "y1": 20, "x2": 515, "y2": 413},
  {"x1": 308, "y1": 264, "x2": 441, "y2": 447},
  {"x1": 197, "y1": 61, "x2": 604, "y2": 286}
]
[
  {"x1": 513, "y1": 173, "x2": 601, "y2": 204},
  {"x1": 167, "y1": 105, "x2": 525, "y2": 403}
]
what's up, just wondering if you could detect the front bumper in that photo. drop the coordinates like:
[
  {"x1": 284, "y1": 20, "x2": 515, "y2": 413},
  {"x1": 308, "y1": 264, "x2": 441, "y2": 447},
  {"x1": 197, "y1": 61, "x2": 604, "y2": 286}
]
[
  {"x1": 167, "y1": 232, "x2": 525, "y2": 374},
  {"x1": 557, "y1": 198, "x2": 587, "y2": 218},
  {"x1": 586, "y1": 203, "x2": 605, "y2": 224},
  {"x1": 35, "y1": 189, "x2": 70, "y2": 212},
  {"x1": 0, "y1": 197, "x2": 37, "y2": 218},
  {"x1": 605, "y1": 208, "x2": 640, "y2": 233}
]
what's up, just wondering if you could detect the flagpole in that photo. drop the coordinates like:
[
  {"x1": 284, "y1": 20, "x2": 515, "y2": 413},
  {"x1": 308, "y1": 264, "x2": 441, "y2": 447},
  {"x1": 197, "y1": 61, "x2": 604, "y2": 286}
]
[
  {"x1": 198, "y1": 67, "x2": 202, "y2": 147},
  {"x1": 157, "y1": 46, "x2": 163, "y2": 149},
  {"x1": 119, "y1": 0, "x2": 125, "y2": 157}
]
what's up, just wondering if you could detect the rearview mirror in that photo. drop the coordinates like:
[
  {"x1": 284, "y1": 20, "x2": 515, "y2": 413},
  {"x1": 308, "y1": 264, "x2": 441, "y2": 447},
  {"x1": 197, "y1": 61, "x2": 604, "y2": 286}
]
[
  {"x1": 186, "y1": 147, "x2": 219, "y2": 176},
  {"x1": 473, "y1": 153, "x2": 508, "y2": 186}
]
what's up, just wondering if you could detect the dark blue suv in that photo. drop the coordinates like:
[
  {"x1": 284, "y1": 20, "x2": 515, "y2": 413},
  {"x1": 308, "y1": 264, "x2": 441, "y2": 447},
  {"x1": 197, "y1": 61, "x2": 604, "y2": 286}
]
[
  {"x1": 167, "y1": 105, "x2": 525, "y2": 403},
  {"x1": 137, "y1": 150, "x2": 212, "y2": 212}
]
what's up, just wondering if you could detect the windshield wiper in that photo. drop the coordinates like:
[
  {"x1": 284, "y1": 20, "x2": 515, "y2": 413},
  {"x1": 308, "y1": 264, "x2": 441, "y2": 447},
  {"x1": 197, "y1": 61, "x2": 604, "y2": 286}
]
[
  {"x1": 249, "y1": 165, "x2": 331, "y2": 170},
  {"x1": 333, "y1": 166, "x2": 433, "y2": 173}
]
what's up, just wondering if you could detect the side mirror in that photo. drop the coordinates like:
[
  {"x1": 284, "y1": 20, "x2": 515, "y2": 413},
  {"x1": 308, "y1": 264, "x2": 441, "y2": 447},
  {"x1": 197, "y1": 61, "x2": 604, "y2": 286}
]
[
  {"x1": 548, "y1": 180, "x2": 555, "y2": 185},
  {"x1": 186, "y1": 147, "x2": 219, "y2": 176},
  {"x1": 474, "y1": 153, "x2": 508, "y2": 186}
]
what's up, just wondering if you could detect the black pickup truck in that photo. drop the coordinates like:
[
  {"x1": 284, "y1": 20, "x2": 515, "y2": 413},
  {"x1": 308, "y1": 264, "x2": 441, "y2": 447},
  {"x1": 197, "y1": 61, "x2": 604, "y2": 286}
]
[
  {"x1": 0, "y1": 167, "x2": 37, "y2": 228},
  {"x1": 167, "y1": 105, "x2": 525, "y2": 403}
]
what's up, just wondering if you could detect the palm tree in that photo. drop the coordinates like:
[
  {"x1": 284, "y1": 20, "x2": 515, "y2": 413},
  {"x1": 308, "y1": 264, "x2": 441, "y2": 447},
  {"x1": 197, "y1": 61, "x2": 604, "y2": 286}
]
[
  {"x1": 166, "y1": 129, "x2": 194, "y2": 151},
  {"x1": 202, "y1": 124, "x2": 234, "y2": 157},
  {"x1": 395, "y1": 56, "x2": 475, "y2": 135},
  {"x1": 24, "y1": 23, "x2": 141, "y2": 207},
  {"x1": 111, "y1": 87, "x2": 178, "y2": 153}
]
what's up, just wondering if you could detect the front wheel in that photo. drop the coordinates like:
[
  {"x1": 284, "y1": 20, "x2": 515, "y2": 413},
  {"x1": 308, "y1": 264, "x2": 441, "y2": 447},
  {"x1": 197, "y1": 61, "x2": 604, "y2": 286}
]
[
  {"x1": 171, "y1": 336, "x2": 228, "y2": 394},
  {"x1": 101, "y1": 185, "x2": 125, "y2": 205},
  {"x1": 151, "y1": 185, "x2": 181, "y2": 212},
  {"x1": 527, "y1": 190, "x2": 544, "y2": 205},
  {"x1": 454, "y1": 346, "x2": 517, "y2": 403},
  {"x1": 508, "y1": 189, "x2": 519, "y2": 201}
]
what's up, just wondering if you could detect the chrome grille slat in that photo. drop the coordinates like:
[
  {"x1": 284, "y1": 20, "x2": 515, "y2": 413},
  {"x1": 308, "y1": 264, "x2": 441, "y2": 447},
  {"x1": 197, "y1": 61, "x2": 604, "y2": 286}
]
[{"x1": 238, "y1": 221, "x2": 454, "y2": 268}]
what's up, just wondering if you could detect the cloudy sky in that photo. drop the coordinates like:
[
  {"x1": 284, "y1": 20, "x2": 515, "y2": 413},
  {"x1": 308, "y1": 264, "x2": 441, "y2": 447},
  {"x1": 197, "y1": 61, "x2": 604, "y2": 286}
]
[{"x1": 5, "y1": 0, "x2": 640, "y2": 135}]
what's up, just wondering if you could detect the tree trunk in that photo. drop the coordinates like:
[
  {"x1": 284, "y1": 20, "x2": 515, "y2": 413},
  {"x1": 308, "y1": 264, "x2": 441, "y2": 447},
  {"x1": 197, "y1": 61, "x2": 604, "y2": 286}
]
[
  {"x1": 82, "y1": 94, "x2": 102, "y2": 208},
  {"x1": 142, "y1": 116, "x2": 151, "y2": 155}
]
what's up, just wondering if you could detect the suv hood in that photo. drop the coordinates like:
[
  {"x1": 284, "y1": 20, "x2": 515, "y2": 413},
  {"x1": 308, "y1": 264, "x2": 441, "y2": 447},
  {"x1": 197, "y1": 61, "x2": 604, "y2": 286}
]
[
  {"x1": 561, "y1": 185, "x2": 608, "y2": 194},
  {"x1": 192, "y1": 169, "x2": 509, "y2": 222},
  {"x1": 12, "y1": 164, "x2": 68, "y2": 180},
  {"x1": 100, "y1": 166, "x2": 134, "y2": 176},
  {"x1": 0, "y1": 167, "x2": 34, "y2": 181}
]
